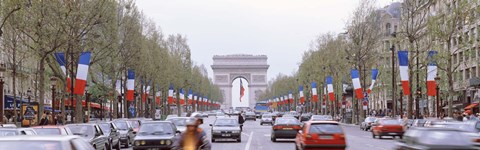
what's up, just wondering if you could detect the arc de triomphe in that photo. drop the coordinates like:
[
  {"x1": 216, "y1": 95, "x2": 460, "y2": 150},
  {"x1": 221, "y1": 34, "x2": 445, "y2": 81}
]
[{"x1": 211, "y1": 54, "x2": 269, "y2": 109}]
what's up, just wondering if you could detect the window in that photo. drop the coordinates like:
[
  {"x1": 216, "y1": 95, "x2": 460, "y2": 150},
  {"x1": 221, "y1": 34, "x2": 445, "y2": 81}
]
[
  {"x1": 453, "y1": 53, "x2": 458, "y2": 64},
  {"x1": 460, "y1": 70, "x2": 464, "y2": 81},
  {"x1": 386, "y1": 23, "x2": 391, "y2": 36},
  {"x1": 459, "y1": 52, "x2": 464, "y2": 62},
  {"x1": 385, "y1": 41, "x2": 390, "y2": 51},
  {"x1": 394, "y1": 25, "x2": 398, "y2": 33},
  {"x1": 473, "y1": 67, "x2": 477, "y2": 78},
  {"x1": 466, "y1": 68, "x2": 470, "y2": 79},
  {"x1": 466, "y1": 50, "x2": 470, "y2": 61}
]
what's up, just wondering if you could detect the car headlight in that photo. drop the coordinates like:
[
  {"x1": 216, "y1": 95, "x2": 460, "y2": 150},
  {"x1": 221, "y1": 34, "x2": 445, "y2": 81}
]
[
  {"x1": 135, "y1": 141, "x2": 140, "y2": 146},
  {"x1": 232, "y1": 131, "x2": 240, "y2": 133},
  {"x1": 166, "y1": 140, "x2": 172, "y2": 145},
  {"x1": 212, "y1": 130, "x2": 221, "y2": 133},
  {"x1": 140, "y1": 140, "x2": 146, "y2": 145},
  {"x1": 160, "y1": 140, "x2": 165, "y2": 145}
]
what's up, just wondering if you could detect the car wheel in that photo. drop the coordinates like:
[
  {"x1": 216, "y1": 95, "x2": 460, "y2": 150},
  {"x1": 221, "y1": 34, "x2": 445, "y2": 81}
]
[
  {"x1": 379, "y1": 136, "x2": 382, "y2": 139},
  {"x1": 211, "y1": 138, "x2": 215, "y2": 143},
  {"x1": 372, "y1": 132, "x2": 376, "y2": 139},
  {"x1": 105, "y1": 144, "x2": 109, "y2": 150},
  {"x1": 271, "y1": 134, "x2": 276, "y2": 142},
  {"x1": 237, "y1": 138, "x2": 241, "y2": 142},
  {"x1": 399, "y1": 136, "x2": 403, "y2": 139}
]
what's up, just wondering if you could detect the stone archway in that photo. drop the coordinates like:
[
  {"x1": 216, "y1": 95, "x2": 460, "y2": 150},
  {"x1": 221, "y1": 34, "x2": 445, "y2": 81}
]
[{"x1": 211, "y1": 54, "x2": 269, "y2": 109}]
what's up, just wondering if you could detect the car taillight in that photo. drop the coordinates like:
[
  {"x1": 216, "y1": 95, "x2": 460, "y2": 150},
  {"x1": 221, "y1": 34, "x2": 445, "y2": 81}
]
[
  {"x1": 292, "y1": 125, "x2": 301, "y2": 130},
  {"x1": 475, "y1": 138, "x2": 480, "y2": 143},
  {"x1": 337, "y1": 134, "x2": 345, "y2": 140},
  {"x1": 305, "y1": 134, "x2": 312, "y2": 139},
  {"x1": 273, "y1": 126, "x2": 284, "y2": 130}
]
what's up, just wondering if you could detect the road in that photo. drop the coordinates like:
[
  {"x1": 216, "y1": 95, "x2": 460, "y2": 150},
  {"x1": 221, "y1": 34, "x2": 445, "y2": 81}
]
[{"x1": 123, "y1": 116, "x2": 396, "y2": 150}]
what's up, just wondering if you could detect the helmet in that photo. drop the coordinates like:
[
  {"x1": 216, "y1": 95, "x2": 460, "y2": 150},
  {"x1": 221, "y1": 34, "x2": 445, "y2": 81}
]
[
  {"x1": 190, "y1": 113, "x2": 204, "y2": 124},
  {"x1": 185, "y1": 118, "x2": 198, "y2": 126}
]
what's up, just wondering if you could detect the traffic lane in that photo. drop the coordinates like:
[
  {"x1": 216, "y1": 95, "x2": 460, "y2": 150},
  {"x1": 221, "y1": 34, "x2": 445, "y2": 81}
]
[
  {"x1": 203, "y1": 116, "x2": 248, "y2": 150},
  {"x1": 342, "y1": 124, "x2": 396, "y2": 150},
  {"x1": 246, "y1": 119, "x2": 295, "y2": 150}
]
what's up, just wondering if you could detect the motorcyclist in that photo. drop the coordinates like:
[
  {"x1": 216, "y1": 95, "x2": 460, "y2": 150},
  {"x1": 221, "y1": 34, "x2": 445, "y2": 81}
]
[{"x1": 172, "y1": 116, "x2": 211, "y2": 150}]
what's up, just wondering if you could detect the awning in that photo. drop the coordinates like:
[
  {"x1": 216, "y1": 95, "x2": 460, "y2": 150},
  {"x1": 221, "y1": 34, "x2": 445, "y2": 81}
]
[{"x1": 465, "y1": 103, "x2": 479, "y2": 110}]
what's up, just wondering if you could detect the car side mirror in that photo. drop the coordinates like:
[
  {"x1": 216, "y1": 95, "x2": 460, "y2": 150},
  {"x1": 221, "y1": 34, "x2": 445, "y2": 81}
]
[
  {"x1": 111, "y1": 128, "x2": 117, "y2": 132},
  {"x1": 209, "y1": 124, "x2": 213, "y2": 126},
  {"x1": 95, "y1": 132, "x2": 101, "y2": 137}
]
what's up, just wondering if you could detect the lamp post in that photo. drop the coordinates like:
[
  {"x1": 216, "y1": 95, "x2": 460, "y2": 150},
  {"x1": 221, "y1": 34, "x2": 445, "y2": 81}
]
[
  {"x1": 0, "y1": 63, "x2": 5, "y2": 123},
  {"x1": 27, "y1": 88, "x2": 32, "y2": 126},
  {"x1": 85, "y1": 84, "x2": 90, "y2": 123},
  {"x1": 50, "y1": 77, "x2": 57, "y2": 115},
  {"x1": 416, "y1": 89, "x2": 421, "y2": 118},
  {"x1": 434, "y1": 76, "x2": 440, "y2": 118},
  {"x1": 391, "y1": 32, "x2": 397, "y2": 118}
]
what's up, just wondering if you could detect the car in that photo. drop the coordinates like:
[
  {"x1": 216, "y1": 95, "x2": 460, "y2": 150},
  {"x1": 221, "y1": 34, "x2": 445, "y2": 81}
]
[
  {"x1": 260, "y1": 114, "x2": 274, "y2": 125},
  {"x1": 133, "y1": 121, "x2": 179, "y2": 150},
  {"x1": 0, "y1": 128, "x2": 37, "y2": 136},
  {"x1": 98, "y1": 122, "x2": 122, "y2": 150},
  {"x1": 244, "y1": 112, "x2": 256, "y2": 121},
  {"x1": 255, "y1": 112, "x2": 262, "y2": 119},
  {"x1": 0, "y1": 124, "x2": 17, "y2": 128},
  {"x1": 216, "y1": 112, "x2": 227, "y2": 118},
  {"x1": 295, "y1": 121, "x2": 347, "y2": 150},
  {"x1": 32, "y1": 125, "x2": 73, "y2": 135},
  {"x1": 288, "y1": 111, "x2": 300, "y2": 119},
  {"x1": 166, "y1": 115, "x2": 179, "y2": 120},
  {"x1": 371, "y1": 119, "x2": 404, "y2": 139},
  {"x1": 210, "y1": 118, "x2": 242, "y2": 142},
  {"x1": 208, "y1": 112, "x2": 217, "y2": 116},
  {"x1": 126, "y1": 119, "x2": 142, "y2": 134},
  {"x1": 0, "y1": 135, "x2": 95, "y2": 150},
  {"x1": 66, "y1": 123, "x2": 109, "y2": 150},
  {"x1": 271, "y1": 117, "x2": 302, "y2": 142},
  {"x1": 310, "y1": 115, "x2": 333, "y2": 121},
  {"x1": 360, "y1": 117, "x2": 376, "y2": 131},
  {"x1": 112, "y1": 120, "x2": 136, "y2": 148},
  {"x1": 166, "y1": 117, "x2": 189, "y2": 133},
  {"x1": 411, "y1": 119, "x2": 426, "y2": 127},
  {"x1": 282, "y1": 114, "x2": 296, "y2": 118},
  {"x1": 442, "y1": 121, "x2": 480, "y2": 146},
  {"x1": 395, "y1": 127, "x2": 477, "y2": 150},
  {"x1": 299, "y1": 113, "x2": 312, "y2": 122}
]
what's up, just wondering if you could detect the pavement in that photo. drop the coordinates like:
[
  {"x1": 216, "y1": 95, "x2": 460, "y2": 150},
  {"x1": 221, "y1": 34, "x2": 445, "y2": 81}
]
[{"x1": 122, "y1": 117, "x2": 396, "y2": 150}]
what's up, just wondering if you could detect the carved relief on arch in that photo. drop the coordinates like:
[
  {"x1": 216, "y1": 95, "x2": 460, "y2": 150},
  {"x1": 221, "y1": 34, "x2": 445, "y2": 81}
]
[
  {"x1": 215, "y1": 75, "x2": 229, "y2": 83},
  {"x1": 252, "y1": 75, "x2": 266, "y2": 83},
  {"x1": 230, "y1": 73, "x2": 251, "y2": 83}
]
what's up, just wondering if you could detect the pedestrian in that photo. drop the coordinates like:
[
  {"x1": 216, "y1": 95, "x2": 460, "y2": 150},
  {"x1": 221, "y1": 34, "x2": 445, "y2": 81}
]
[
  {"x1": 66, "y1": 113, "x2": 72, "y2": 123},
  {"x1": 238, "y1": 111, "x2": 245, "y2": 131},
  {"x1": 39, "y1": 112, "x2": 48, "y2": 126},
  {"x1": 2, "y1": 115, "x2": 7, "y2": 124},
  {"x1": 56, "y1": 112, "x2": 64, "y2": 125}
]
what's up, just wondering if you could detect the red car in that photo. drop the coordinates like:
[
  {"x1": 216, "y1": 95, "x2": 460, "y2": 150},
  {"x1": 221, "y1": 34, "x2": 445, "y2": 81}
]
[
  {"x1": 295, "y1": 121, "x2": 347, "y2": 150},
  {"x1": 32, "y1": 125, "x2": 73, "y2": 135},
  {"x1": 371, "y1": 119, "x2": 404, "y2": 139}
]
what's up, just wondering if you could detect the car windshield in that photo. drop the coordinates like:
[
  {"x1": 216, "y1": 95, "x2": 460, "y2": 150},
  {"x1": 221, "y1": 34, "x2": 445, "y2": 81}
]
[
  {"x1": 67, "y1": 125, "x2": 94, "y2": 138},
  {"x1": 98, "y1": 123, "x2": 111, "y2": 134},
  {"x1": 381, "y1": 119, "x2": 401, "y2": 125},
  {"x1": 0, "y1": 141, "x2": 62, "y2": 150},
  {"x1": 214, "y1": 119, "x2": 237, "y2": 126},
  {"x1": 309, "y1": 123, "x2": 343, "y2": 134},
  {"x1": 420, "y1": 130, "x2": 472, "y2": 145},
  {"x1": 114, "y1": 122, "x2": 128, "y2": 130},
  {"x1": 276, "y1": 118, "x2": 300, "y2": 124},
  {"x1": 33, "y1": 128, "x2": 61, "y2": 135},
  {"x1": 138, "y1": 123, "x2": 174, "y2": 135},
  {"x1": 0, "y1": 130, "x2": 18, "y2": 136},
  {"x1": 262, "y1": 115, "x2": 272, "y2": 118},
  {"x1": 166, "y1": 118, "x2": 187, "y2": 126},
  {"x1": 246, "y1": 112, "x2": 255, "y2": 115},
  {"x1": 128, "y1": 120, "x2": 140, "y2": 128}
]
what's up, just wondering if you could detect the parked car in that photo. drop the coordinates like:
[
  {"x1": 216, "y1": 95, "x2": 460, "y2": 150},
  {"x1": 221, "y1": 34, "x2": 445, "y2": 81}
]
[
  {"x1": 0, "y1": 128, "x2": 36, "y2": 136},
  {"x1": 299, "y1": 113, "x2": 312, "y2": 122},
  {"x1": 360, "y1": 117, "x2": 376, "y2": 131},
  {"x1": 371, "y1": 119, "x2": 404, "y2": 139},
  {"x1": 260, "y1": 114, "x2": 274, "y2": 125},
  {"x1": 165, "y1": 117, "x2": 189, "y2": 133},
  {"x1": 32, "y1": 125, "x2": 73, "y2": 135},
  {"x1": 295, "y1": 121, "x2": 347, "y2": 150},
  {"x1": 98, "y1": 122, "x2": 122, "y2": 150},
  {"x1": 0, "y1": 124, "x2": 17, "y2": 128},
  {"x1": 66, "y1": 123, "x2": 109, "y2": 150},
  {"x1": 166, "y1": 115, "x2": 179, "y2": 120},
  {"x1": 0, "y1": 135, "x2": 95, "y2": 150},
  {"x1": 271, "y1": 117, "x2": 302, "y2": 142},
  {"x1": 112, "y1": 120, "x2": 136, "y2": 148},
  {"x1": 244, "y1": 112, "x2": 256, "y2": 121},
  {"x1": 395, "y1": 127, "x2": 477, "y2": 150},
  {"x1": 310, "y1": 115, "x2": 333, "y2": 121},
  {"x1": 210, "y1": 118, "x2": 242, "y2": 142},
  {"x1": 133, "y1": 121, "x2": 179, "y2": 150}
]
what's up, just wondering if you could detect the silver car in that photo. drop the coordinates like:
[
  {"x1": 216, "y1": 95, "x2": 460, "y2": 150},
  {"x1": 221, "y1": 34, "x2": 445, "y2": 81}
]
[
  {"x1": 260, "y1": 114, "x2": 273, "y2": 125},
  {"x1": 0, "y1": 135, "x2": 95, "y2": 150},
  {"x1": 166, "y1": 117, "x2": 189, "y2": 133}
]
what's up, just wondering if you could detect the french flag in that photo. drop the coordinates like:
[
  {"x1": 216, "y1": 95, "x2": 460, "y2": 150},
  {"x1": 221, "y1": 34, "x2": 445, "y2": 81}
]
[
  {"x1": 54, "y1": 53, "x2": 72, "y2": 93},
  {"x1": 351, "y1": 69, "x2": 364, "y2": 99},
  {"x1": 193, "y1": 94, "x2": 197, "y2": 106},
  {"x1": 398, "y1": 51, "x2": 411, "y2": 95},
  {"x1": 188, "y1": 89, "x2": 193, "y2": 105},
  {"x1": 168, "y1": 84, "x2": 174, "y2": 105},
  {"x1": 427, "y1": 51, "x2": 438, "y2": 96},
  {"x1": 299, "y1": 86, "x2": 304, "y2": 104},
  {"x1": 311, "y1": 82, "x2": 318, "y2": 102},
  {"x1": 326, "y1": 76, "x2": 335, "y2": 101},
  {"x1": 284, "y1": 95, "x2": 288, "y2": 104},
  {"x1": 126, "y1": 69, "x2": 135, "y2": 101},
  {"x1": 368, "y1": 69, "x2": 379, "y2": 94},
  {"x1": 179, "y1": 89, "x2": 185, "y2": 105},
  {"x1": 155, "y1": 90, "x2": 161, "y2": 105},
  {"x1": 74, "y1": 52, "x2": 91, "y2": 95},
  {"x1": 288, "y1": 91, "x2": 293, "y2": 104}
]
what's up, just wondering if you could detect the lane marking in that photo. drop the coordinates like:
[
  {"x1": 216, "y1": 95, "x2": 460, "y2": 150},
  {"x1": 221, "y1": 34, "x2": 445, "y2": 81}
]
[
  {"x1": 242, "y1": 132, "x2": 250, "y2": 136},
  {"x1": 244, "y1": 131, "x2": 253, "y2": 150},
  {"x1": 264, "y1": 134, "x2": 270, "y2": 137}
]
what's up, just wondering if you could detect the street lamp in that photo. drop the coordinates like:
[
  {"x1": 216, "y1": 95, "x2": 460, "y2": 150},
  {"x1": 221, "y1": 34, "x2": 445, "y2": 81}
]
[
  {"x1": 50, "y1": 77, "x2": 57, "y2": 114},
  {"x1": 390, "y1": 31, "x2": 397, "y2": 118},
  {"x1": 0, "y1": 63, "x2": 5, "y2": 123},
  {"x1": 27, "y1": 88, "x2": 32, "y2": 126},
  {"x1": 434, "y1": 75, "x2": 440, "y2": 118}
]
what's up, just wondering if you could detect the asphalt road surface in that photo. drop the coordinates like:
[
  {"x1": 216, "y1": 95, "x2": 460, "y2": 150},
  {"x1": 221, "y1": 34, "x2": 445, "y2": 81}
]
[{"x1": 123, "y1": 116, "x2": 396, "y2": 150}]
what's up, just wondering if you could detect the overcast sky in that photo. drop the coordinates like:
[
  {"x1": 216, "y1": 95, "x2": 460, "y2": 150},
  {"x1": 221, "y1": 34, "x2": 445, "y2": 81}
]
[{"x1": 136, "y1": 0, "x2": 395, "y2": 107}]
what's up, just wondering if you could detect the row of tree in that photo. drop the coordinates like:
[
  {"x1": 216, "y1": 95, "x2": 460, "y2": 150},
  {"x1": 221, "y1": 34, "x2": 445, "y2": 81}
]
[
  {"x1": 259, "y1": 0, "x2": 480, "y2": 121},
  {"x1": 0, "y1": 0, "x2": 223, "y2": 123}
]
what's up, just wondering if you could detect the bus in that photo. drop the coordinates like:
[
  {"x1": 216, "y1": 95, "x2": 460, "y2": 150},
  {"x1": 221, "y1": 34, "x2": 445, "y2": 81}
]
[{"x1": 254, "y1": 101, "x2": 269, "y2": 117}]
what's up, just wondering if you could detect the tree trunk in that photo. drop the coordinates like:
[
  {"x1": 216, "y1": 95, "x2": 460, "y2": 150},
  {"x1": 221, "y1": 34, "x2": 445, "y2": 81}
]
[
  {"x1": 407, "y1": 42, "x2": 415, "y2": 119},
  {"x1": 123, "y1": 69, "x2": 128, "y2": 118},
  {"x1": 446, "y1": 42, "x2": 454, "y2": 117},
  {"x1": 75, "y1": 94, "x2": 83, "y2": 123},
  {"x1": 38, "y1": 56, "x2": 46, "y2": 124}
]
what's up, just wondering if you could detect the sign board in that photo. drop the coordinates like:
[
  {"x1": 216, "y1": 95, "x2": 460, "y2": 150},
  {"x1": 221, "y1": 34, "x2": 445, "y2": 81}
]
[
  {"x1": 24, "y1": 106, "x2": 35, "y2": 120},
  {"x1": 362, "y1": 100, "x2": 368, "y2": 110},
  {"x1": 154, "y1": 109, "x2": 161, "y2": 120}
]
